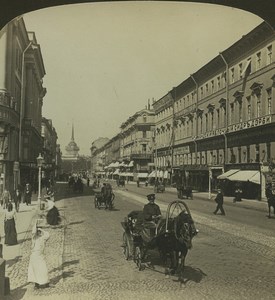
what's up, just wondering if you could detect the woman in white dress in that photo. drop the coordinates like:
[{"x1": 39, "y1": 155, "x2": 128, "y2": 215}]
[{"x1": 28, "y1": 223, "x2": 50, "y2": 289}]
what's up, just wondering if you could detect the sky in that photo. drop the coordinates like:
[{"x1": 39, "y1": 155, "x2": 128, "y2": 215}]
[{"x1": 21, "y1": 2, "x2": 263, "y2": 155}]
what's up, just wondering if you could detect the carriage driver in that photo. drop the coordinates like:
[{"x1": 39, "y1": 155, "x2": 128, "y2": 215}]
[{"x1": 143, "y1": 194, "x2": 162, "y2": 222}]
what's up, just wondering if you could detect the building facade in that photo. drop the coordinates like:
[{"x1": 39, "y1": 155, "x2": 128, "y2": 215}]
[
  {"x1": 120, "y1": 106, "x2": 155, "y2": 174},
  {"x1": 153, "y1": 21, "x2": 275, "y2": 199},
  {"x1": 41, "y1": 117, "x2": 58, "y2": 181},
  {"x1": 90, "y1": 137, "x2": 109, "y2": 177},
  {"x1": 0, "y1": 17, "x2": 46, "y2": 192}
]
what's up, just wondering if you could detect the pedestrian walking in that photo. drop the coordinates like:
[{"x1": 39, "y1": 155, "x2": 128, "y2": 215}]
[
  {"x1": 4, "y1": 203, "x2": 18, "y2": 245},
  {"x1": 28, "y1": 222, "x2": 50, "y2": 289},
  {"x1": 13, "y1": 188, "x2": 22, "y2": 212},
  {"x1": 1, "y1": 188, "x2": 11, "y2": 209},
  {"x1": 87, "y1": 177, "x2": 90, "y2": 187},
  {"x1": 213, "y1": 189, "x2": 226, "y2": 215},
  {"x1": 233, "y1": 184, "x2": 242, "y2": 202},
  {"x1": 23, "y1": 183, "x2": 32, "y2": 205}
]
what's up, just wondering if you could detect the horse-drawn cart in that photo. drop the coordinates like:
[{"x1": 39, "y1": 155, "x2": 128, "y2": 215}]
[
  {"x1": 176, "y1": 185, "x2": 193, "y2": 199},
  {"x1": 94, "y1": 189, "x2": 115, "y2": 210},
  {"x1": 121, "y1": 200, "x2": 198, "y2": 277}
]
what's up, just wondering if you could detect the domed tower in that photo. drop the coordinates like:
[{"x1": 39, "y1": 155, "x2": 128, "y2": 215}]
[{"x1": 65, "y1": 123, "x2": 80, "y2": 157}]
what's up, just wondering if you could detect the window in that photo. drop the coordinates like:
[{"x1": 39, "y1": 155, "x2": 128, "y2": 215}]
[
  {"x1": 239, "y1": 102, "x2": 242, "y2": 122},
  {"x1": 206, "y1": 83, "x2": 209, "y2": 93},
  {"x1": 187, "y1": 95, "x2": 190, "y2": 106},
  {"x1": 217, "y1": 109, "x2": 220, "y2": 128},
  {"x1": 239, "y1": 63, "x2": 243, "y2": 79},
  {"x1": 247, "y1": 146, "x2": 250, "y2": 163},
  {"x1": 256, "y1": 94, "x2": 261, "y2": 117},
  {"x1": 230, "y1": 68, "x2": 234, "y2": 83},
  {"x1": 191, "y1": 92, "x2": 194, "y2": 103},
  {"x1": 255, "y1": 144, "x2": 260, "y2": 163},
  {"x1": 142, "y1": 130, "x2": 146, "y2": 138},
  {"x1": 205, "y1": 114, "x2": 208, "y2": 132},
  {"x1": 267, "y1": 89, "x2": 272, "y2": 114},
  {"x1": 142, "y1": 144, "x2": 147, "y2": 153},
  {"x1": 200, "y1": 87, "x2": 203, "y2": 98},
  {"x1": 256, "y1": 52, "x2": 261, "y2": 70},
  {"x1": 217, "y1": 76, "x2": 221, "y2": 89},
  {"x1": 230, "y1": 103, "x2": 234, "y2": 124},
  {"x1": 211, "y1": 80, "x2": 214, "y2": 93},
  {"x1": 143, "y1": 114, "x2": 147, "y2": 122},
  {"x1": 210, "y1": 112, "x2": 214, "y2": 130},
  {"x1": 267, "y1": 45, "x2": 272, "y2": 64},
  {"x1": 15, "y1": 47, "x2": 22, "y2": 72},
  {"x1": 247, "y1": 96, "x2": 251, "y2": 120}
]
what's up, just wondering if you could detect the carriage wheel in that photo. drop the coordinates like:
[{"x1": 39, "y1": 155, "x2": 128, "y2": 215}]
[
  {"x1": 122, "y1": 233, "x2": 131, "y2": 260},
  {"x1": 135, "y1": 246, "x2": 143, "y2": 271}
]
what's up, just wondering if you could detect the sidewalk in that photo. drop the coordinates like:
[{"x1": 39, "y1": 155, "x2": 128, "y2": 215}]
[{"x1": 0, "y1": 188, "x2": 65, "y2": 300}]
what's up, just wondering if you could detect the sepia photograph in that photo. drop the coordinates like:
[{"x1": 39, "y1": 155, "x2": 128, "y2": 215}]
[{"x1": 0, "y1": 1, "x2": 274, "y2": 299}]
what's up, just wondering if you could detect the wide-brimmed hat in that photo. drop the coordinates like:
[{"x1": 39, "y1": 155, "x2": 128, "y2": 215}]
[{"x1": 147, "y1": 194, "x2": 155, "y2": 201}]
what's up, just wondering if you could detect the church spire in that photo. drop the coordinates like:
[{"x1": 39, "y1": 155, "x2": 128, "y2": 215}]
[{"x1": 71, "y1": 122, "x2": 75, "y2": 141}]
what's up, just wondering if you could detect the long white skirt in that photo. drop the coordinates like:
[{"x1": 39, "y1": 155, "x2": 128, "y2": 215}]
[{"x1": 28, "y1": 252, "x2": 49, "y2": 285}]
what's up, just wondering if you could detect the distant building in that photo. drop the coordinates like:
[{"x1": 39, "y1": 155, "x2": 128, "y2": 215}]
[
  {"x1": 90, "y1": 137, "x2": 109, "y2": 177},
  {"x1": 62, "y1": 123, "x2": 80, "y2": 173}
]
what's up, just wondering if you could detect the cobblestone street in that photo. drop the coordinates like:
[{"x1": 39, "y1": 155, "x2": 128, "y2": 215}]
[{"x1": 3, "y1": 183, "x2": 275, "y2": 300}]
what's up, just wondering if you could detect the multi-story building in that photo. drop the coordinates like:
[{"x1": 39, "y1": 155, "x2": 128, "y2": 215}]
[
  {"x1": 120, "y1": 105, "x2": 155, "y2": 174},
  {"x1": 0, "y1": 17, "x2": 46, "y2": 192},
  {"x1": 90, "y1": 137, "x2": 109, "y2": 177},
  {"x1": 41, "y1": 117, "x2": 58, "y2": 181},
  {"x1": 153, "y1": 21, "x2": 275, "y2": 199}
]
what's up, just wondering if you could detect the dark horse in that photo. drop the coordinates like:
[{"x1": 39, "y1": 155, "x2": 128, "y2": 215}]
[{"x1": 155, "y1": 211, "x2": 197, "y2": 282}]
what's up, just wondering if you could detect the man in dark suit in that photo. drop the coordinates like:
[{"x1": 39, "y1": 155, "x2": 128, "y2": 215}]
[
  {"x1": 143, "y1": 194, "x2": 162, "y2": 221},
  {"x1": 13, "y1": 188, "x2": 22, "y2": 212},
  {"x1": 213, "y1": 189, "x2": 225, "y2": 215}
]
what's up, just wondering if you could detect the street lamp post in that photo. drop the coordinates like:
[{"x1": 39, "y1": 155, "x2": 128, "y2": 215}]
[{"x1": 37, "y1": 153, "x2": 44, "y2": 210}]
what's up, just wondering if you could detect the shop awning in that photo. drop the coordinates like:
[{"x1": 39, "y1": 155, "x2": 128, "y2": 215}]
[
  {"x1": 113, "y1": 169, "x2": 120, "y2": 175},
  {"x1": 137, "y1": 173, "x2": 148, "y2": 178},
  {"x1": 148, "y1": 170, "x2": 156, "y2": 178},
  {"x1": 125, "y1": 172, "x2": 134, "y2": 177},
  {"x1": 227, "y1": 170, "x2": 260, "y2": 184},
  {"x1": 217, "y1": 169, "x2": 240, "y2": 180}
]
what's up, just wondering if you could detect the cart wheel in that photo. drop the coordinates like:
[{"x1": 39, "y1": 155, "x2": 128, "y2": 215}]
[
  {"x1": 122, "y1": 232, "x2": 130, "y2": 260},
  {"x1": 135, "y1": 246, "x2": 143, "y2": 271}
]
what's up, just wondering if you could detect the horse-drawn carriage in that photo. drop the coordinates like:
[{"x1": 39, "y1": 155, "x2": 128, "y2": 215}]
[
  {"x1": 176, "y1": 185, "x2": 193, "y2": 199},
  {"x1": 94, "y1": 188, "x2": 115, "y2": 210},
  {"x1": 121, "y1": 200, "x2": 197, "y2": 280}
]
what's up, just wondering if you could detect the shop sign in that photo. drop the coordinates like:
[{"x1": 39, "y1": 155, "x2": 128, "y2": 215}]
[
  {"x1": 197, "y1": 128, "x2": 226, "y2": 140},
  {"x1": 174, "y1": 146, "x2": 190, "y2": 155},
  {"x1": 228, "y1": 116, "x2": 271, "y2": 133}
]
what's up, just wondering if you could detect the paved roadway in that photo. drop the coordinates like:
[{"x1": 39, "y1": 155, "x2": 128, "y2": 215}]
[{"x1": 3, "y1": 182, "x2": 275, "y2": 300}]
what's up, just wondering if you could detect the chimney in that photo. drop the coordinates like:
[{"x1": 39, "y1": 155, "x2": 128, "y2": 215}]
[{"x1": 148, "y1": 98, "x2": 150, "y2": 110}]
